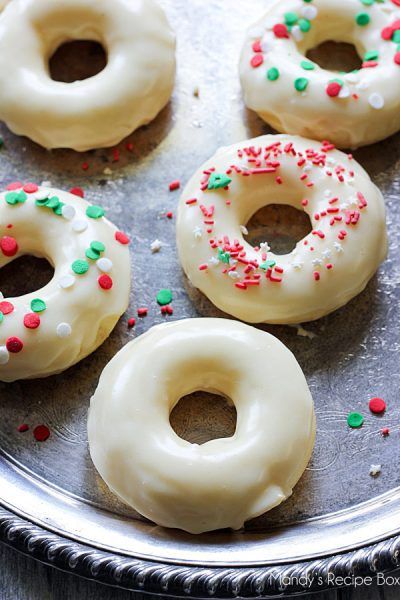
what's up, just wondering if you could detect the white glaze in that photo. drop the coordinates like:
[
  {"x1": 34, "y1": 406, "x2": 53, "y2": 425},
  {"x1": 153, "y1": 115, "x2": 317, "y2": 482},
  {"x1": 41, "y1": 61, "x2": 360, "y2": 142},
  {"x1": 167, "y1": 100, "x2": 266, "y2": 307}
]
[
  {"x1": 176, "y1": 135, "x2": 387, "y2": 324},
  {"x1": 0, "y1": 184, "x2": 130, "y2": 381},
  {"x1": 240, "y1": 0, "x2": 400, "y2": 148},
  {"x1": 0, "y1": 0, "x2": 176, "y2": 151},
  {"x1": 88, "y1": 318, "x2": 316, "y2": 534}
]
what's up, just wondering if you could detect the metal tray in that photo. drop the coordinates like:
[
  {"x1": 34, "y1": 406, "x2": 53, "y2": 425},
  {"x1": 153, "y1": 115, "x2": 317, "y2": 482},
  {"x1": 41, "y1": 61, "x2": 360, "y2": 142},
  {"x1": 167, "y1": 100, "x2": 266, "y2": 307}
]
[{"x1": 1, "y1": 0, "x2": 400, "y2": 596}]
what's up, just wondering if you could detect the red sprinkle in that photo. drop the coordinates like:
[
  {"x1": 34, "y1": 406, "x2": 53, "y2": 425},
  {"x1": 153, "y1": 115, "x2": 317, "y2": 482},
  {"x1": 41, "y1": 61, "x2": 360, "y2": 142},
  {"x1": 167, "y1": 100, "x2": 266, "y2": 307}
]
[
  {"x1": 169, "y1": 180, "x2": 180, "y2": 192},
  {"x1": 273, "y1": 23, "x2": 289, "y2": 38},
  {"x1": 250, "y1": 54, "x2": 264, "y2": 68},
  {"x1": 0, "y1": 301, "x2": 14, "y2": 315},
  {"x1": 252, "y1": 40, "x2": 262, "y2": 53},
  {"x1": 82, "y1": 162, "x2": 89, "y2": 171},
  {"x1": 33, "y1": 425, "x2": 50, "y2": 442},
  {"x1": 391, "y1": 0, "x2": 400, "y2": 6},
  {"x1": 98, "y1": 274, "x2": 113, "y2": 290},
  {"x1": 381, "y1": 427, "x2": 390, "y2": 436},
  {"x1": 6, "y1": 182, "x2": 23, "y2": 191},
  {"x1": 24, "y1": 313, "x2": 41, "y2": 329},
  {"x1": 369, "y1": 397, "x2": 386, "y2": 415},
  {"x1": 115, "y1": 231, "x2": 130, "y2": 245},
  {"x1": 112, "y1": 148, "x2": 120, "y2": 162},
  {"x1": 17, "y1": 424, "x2": 29, "y2": 433},
  {"x1": 0, "y1": 236, "x2": 18, "y2": 257},
  {"x1": 166, "y1": 211, "x2": 173, "y2": 219},
  {"x1": 313, "y1": 271, "x2": 320, "y2": 281},
  {"x1": 137, "y1": 307, "x2": 148, "y2": 317},
  {"x1": 381, "y1": 26, "x2": 394, "y2": 40},
  {"x1": 128, "y1": 317, "x2": 136, "y2": 328},
  {"x1": 69, "y1": 187, "x2": 84, "y2": 198},
  {"x1": 126, "y1": 142, "x2": 134, "y2": 152},
  {"x1": 6, "y1": 337, "x2": 23, "y2": 353},
  {"x1": 394, "y1": 52, "x2": 400, "y2": 65},
  {"x1": 326, "y1": 82, "x2": 342, "y2": 97},
  {"x1": 23, "y1": 183, "x2": 38, "y2": 194}
]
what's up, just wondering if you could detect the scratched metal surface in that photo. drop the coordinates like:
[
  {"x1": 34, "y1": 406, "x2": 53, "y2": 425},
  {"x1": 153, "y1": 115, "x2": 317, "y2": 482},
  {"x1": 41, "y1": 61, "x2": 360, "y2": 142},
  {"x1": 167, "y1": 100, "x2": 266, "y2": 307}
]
[{"x1": 0, "y1": 0, "x2": 400, "y2": 576}]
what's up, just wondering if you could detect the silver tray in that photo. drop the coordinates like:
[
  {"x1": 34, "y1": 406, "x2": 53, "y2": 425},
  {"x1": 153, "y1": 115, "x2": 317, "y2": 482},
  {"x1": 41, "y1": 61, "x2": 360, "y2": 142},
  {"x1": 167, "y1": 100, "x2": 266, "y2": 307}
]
[{"x1": 1, "y1": 0, "x2": 400, "y2": 596}]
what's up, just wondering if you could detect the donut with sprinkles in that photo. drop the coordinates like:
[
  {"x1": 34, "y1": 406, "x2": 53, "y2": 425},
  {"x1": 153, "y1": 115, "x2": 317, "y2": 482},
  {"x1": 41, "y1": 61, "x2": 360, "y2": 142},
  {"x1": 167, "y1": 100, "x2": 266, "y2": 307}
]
[
  {"x1": 240, "y1": 0, "x2": 400, "y2": 148},
  {"x1": 176, "y1": 135, "x2": 387, "y2": 324},
  {"x1": 0, "y1": 183, "x2": 131, "y2": 381}
]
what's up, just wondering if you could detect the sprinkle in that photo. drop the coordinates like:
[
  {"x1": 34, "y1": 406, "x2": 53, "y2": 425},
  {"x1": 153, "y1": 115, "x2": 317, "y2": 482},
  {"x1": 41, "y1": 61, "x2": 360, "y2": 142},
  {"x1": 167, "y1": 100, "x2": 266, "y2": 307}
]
[
  {"x1": 72, "y1": 259, "x2": 89, "y2": 275},
  {"x1": 169, "y1": 179, "x2": 180, "y2": 191},
  {"x1": 86, "y1": 205, "x2": 105, "y2": 219},
  {"x1": 6, "y1": 337, "x2": 23, "y2": 353},
  {"x1": 82, "y1": 162, "x2": 89, "y2": 171},
  {"x1": 150, "y1": 239, "x2": 162, "y2": 253},
  {"x1": 395, "y1": 52, "x2": 400, "y2": 65},
  {"x1": 369, "y1": 464, "x2": 381, "y2": 477},
  {"x1": 0, "y1": 301, "x2": 14, "y2": 315},
  {"x1": 24, "y1": 313, "x2": 40, "y2": 329},
  {"x1": 90, "y1": 241, "x2": 106, "y2": 254},
  {"x1": 128, "y1": 317, "x2": 136, "y2": 328},
  {"x1": 5, "y1": 190, "x2": 27, "y2": 205},
  {"x1": 61, "y1": 204, "x2": 76, "y2": 220},
  {"x1": 313, "y1": 271, "x2": 320, "y2": 281},
  {"x1": 294, "y1": 77, "x2": 309, "y2": 91},
  {"x1": 381, "y1": 427, "x2": 390, "y2": 436},
  {"x1": 326, "y1": 82, "x2": 342, "y2": 97},
  {"x1": 301, "y1": 60, "x2": 315, "y2": 70},
  {"x1": 30, "y1": 298, "x2": 46, "y2": 313},
  {"x1": 364, "y1": 50, "x2": 379, "y2": 61},
  {"x1": 6, "y1": 182, "x2": 23, "y2": 191},
  {"x1": 17, "y1": 424, "x2": 29, "y2": 433},
  {"x1": 251, "y1": 54, "x2": 264, "y2": 68},
  {"x1": 69, "y1": 187, "x2": 84, "y2": 198},
  {"x1": 166, "y1": 211, "x2": 173, "y2": 219},
  {"x1": 382, "y1": 26, "x2": 394, "y2": 40},
  {"x1": 207, "y1": 173, "x2": 232, "y2": 190},
  {"x1": 267, "y1": 67, "x2": 280, "y2": 81},
  {"x1": 98, "y1": 274, "x2": 113, "y2": 290},
  {"x1": 115, "y1": 231, "x2": 130, "y2": 245},
  {"x1": 356, "y1": 12, "x2": 370, "y2": 26},
  {"x1": 0, "y1": 236, "x2": 18, "y2": 257},
  {"x1": 347, "y1": 412, "x2": 364, "y2": 428},
  {"x1": 58, "y1": 274, "x2": 75, "y2": 289},
  {"x1": 96, "y1": 257, "x2": 113, "y2": 272},
  {"x1": 273, "y1": 23, "x2": 289, "y2": 38},
  {"x1": 368, "y1": 92, "x2": 385, "y2": 109},
  {"x1": 252, "y1": 40, "x2": 262, "y2": 53},
  {"x1": 301, "y1": 5, "x2": 318, "y2": 19},
  {"x1": 298, "y1": 18, "x2": 311, "y2": 32},
  {"x1": 72, "y1": 220, "x2": 88, "y2": 233},
  {"x1": 156, "y1": 289, "x2": 173, "y2": 306},
  {"x1": 23, "y1": 183, "x2": 38, "y2": 194},
  {"x1": 56, "y1": 323, "x2": 72, "y2": 338},
  {"x1": 33, "y1": 425, "x2": 50, "y2": 442},
  {"x1": 137, "y1": 307, "x2": 148, "y2": 317},
  {"x1": 0, "y1": 346, "x2": 9, "y2": 364},
  {"x1": 198, "y1": 263, "x2": 208, "y2": 270},
  {"x1": 284, "y1": 11, "x2": 298, "y2": 25},
  {"x1": 369, "y1": 397, "x2": 386, "y2": 414},
  {"x1": 291, "y1": 25, "x2": 303, "y2": 41},
  {"x1": 86, "y1": 248, "x2": 101, "y2": 261}
]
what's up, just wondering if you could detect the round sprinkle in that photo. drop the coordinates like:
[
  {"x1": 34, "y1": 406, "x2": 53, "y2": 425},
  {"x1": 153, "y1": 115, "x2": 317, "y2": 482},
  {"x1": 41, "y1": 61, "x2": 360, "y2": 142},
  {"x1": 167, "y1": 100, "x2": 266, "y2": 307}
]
[
  {"x1": 294, "y1": 77, "x2": 309, "y2": 91},
  {"x1": 30, "y1": 298, "x2": 46, "y2": 313},
  {"x1": 6, "y1": 337, "x2": 23, "y2": 353},
  {"x1": 61, "y1": 204, "x2": 76, "y2": 220},
  {"x1": 251, "y1": 54, "x2": 264, "y2": 68},
  {"x1": 301, "y1": 5, "x2": 318, "y2": 19},
  {"x1": 72, "y1": 259, "x2": 89, "y2": 275},
  {"x1": 86, "y1": 248, "x2": 101, "y2": 261},
  {"x1": 98, "y1": 274, "x2": 113, "y2": 290},
  {"x1": 326, "y1": 81, "x2": 342, "y2": 97},
  {"x1": 0, "y1": 236, "x2": 18, "y2": 257},
  {"x1": 115, "y1": 231, "x2": 130, "y2": 245},
  {"x1": 137, "y1": 307, "x2": 148, "y2": 317},
  {"x1": 361, "y1": 0, "x2": 374, "y2": 4},
  {"x1": 69, "y1": 187, "x2": 84, "y2": 198},
  {"x1": 58, "y1": 274, "x2": 75, "y2": 289},
  {"x1": 24, "y1": 313, "x2": 41, "y2": 329},
  {"x1": 382, "y1": 26, "x2": 394, "y2": 41},
  {"x1": 56, "y1": 323, "x2": 72, "y2": 338},
  {"x1": 17, "y1": 424, "x2": 29, "y2": 433},
  {"x1": 23, "y1": 183, "x2": 38, "y2": 194},
  {"x1": 301, "y1": 60, "x2": 315, "y2": 70},
  {"x1": 156, "y1": 289, "x2": 173, "y2": 306},
  {"x1": 364, "y1": 50, "x2": 379, "y2": 61},
  {"x1": 33, "y1": 425, "x2": 50, "y2": 442},
  {"x1": 394, "y1": 52, "x2": 400, "y2": 65},
  {"x1": 96, "y1": 257, "x2": 113, "y2": 273},
  {"x1": 273, "y1": 23, "x2": 289, "y2": 38},
  {"x1": 368, "y1": 92, "x2": 384, "y2": 109},
  {"x1": 298, "y1": 18, "x2": 311, "y2": 32},
  {"x1": 369, "y1": 397, "x2": 386, "y2": 414},
  {"x1": 128, "y1": 317, "x2": 136, "y2": 328},
  {"x1": 356, "y1": 13, "x2": 370, "y2": 26},
  {"x1": 0, "y1": 301, "x2": 14, "y2": 315},
  {"x1": 46, "y1": 196, "x2": 60, "y2": 210},
  {"x1": 86, "y1": 205, "x2": 105, "y2": 219},
  {"x1": 267, "y1": 67, "x2": 280, "y2": 81},
  {"x1": 6, "y1": 181, "x2": 23, "y2": 191},
  {"x1": 0, "y1": 346, "x2": 9, "y2": 364},
  {"x1": 5, "y1": 190, "x2": 27, "y2": 205},
  {"x1": 347, "y1": 412, "x2": 364, "y2": 428},
  {"x1": 284, "y1": 12, "x2": 298, "y2": 26},
  {"x1": 91, "y1": 241, "x2": 105, "y2": 253},
  {"x1": 72, "y1": 219, "x2": 88, "y2": 233}
]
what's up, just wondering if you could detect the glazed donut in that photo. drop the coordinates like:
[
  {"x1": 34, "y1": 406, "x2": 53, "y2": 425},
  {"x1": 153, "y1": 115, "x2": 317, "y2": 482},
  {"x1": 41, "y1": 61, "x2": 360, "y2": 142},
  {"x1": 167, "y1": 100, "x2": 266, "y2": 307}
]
[
  {"x1": 239, "y1": 0, "x2": 400, "y2": 148},
  {"x1": 88, "y1": 318, "x2": 316, "y2": 534},
  {"x1": 0, "y1": 182, "x2": 130, "y2": 381},
  {"x1": 0, "y1": 0, "x2": 175, "y2": 151},
  {"x1": 176, "y1": 135, "x2": 387, "y2": 324}
]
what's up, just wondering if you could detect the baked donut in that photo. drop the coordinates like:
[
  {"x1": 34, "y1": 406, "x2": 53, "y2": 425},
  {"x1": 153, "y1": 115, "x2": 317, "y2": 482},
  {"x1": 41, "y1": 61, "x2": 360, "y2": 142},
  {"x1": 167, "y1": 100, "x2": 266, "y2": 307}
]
[
  {"x1": 0, "y1": 182, "x2": 130, "y2": 381},
  {"x1": 88, "y1": 318, "x2": 316, "y2": 534},
  {"x1": 239, "y1": 0, "x2": 400, "y2": 148},
  {"x1": 0, "y1": 0, "x2": 176, "y2": 151},
  {"x1": 176, "y1": 135, "x2": 387, "y2": 324}
]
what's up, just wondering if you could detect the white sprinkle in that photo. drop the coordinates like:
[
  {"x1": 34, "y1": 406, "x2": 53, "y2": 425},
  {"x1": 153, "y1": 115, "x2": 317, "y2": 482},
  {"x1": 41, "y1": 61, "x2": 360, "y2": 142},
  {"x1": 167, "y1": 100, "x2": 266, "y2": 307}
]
[
  {"x1": 291, "y1": 258, "x2": 304, "y2": 270},
  {"x1": 303, "y1": 163, "x2": 312, "y2": 173},
  {"x1": 339, "y1": 86, "x2": 350, "y2": 99},
  {"x1": 58, "y1": 275, "x2": 75, "y2": 289},
  {"x1": 356, "y1": 80, "x2": 370, "y2": 91},
  {"x1": 209, "y1": 257, "x2": 220, "y2": 267},
  {"x1": 228, "y1": 271, "x2": 240, "y2": 279},
  {"x1": 150, "y1": 239, "x2": 163, "y2": 253},
  {"x1": 369, "y1": 464, "x2": 381, "y2": 477},
  {"x1": 291, "y1": 25, "x2": 303, "y2": 41},
  {"x1": 240, "y1": 225, "x2": 248, "y2": 235},
  {"x1": 368, "y1": 92, "x2": 384, "y2": 110},
  {"x1": 301, "y1": 5, "x2": 318, "y2": 19},
  {"x1": 72, "y1": 219, "x2": 88, "y2": 233},
  {"x1": 34, "y1": 191, "x2": 49, "y2": 202},
  {"x1": 344, "y1": 72, "x2": 359, "y2": 84},
  {"x1": 334, "y1": 242, "x2": 344, "y2": 253},
  {"x1": 96, "y1": 258, "x2": 113, "y2": 273},
  {"x1": 57, "y1": 323, "x2": 72, "y2": 338},
  {"x1": 193, "y1": 226, "x2": 203, "y2": 240},
  {"x1": 0, "y1": 346, "x2": 9, "y2": 365},
  {"x1": 61, "y1": 204, "x2": 76, "y2": 220},
  {"x1": 312, "y1": 258, "x2": 323, "y2": 266},
  {"x1": 322, "y1": 249, "x2": 331, "y2": 259},
  {"x1": 260, "y1": 242, "x2": 271, "y2": 253}
]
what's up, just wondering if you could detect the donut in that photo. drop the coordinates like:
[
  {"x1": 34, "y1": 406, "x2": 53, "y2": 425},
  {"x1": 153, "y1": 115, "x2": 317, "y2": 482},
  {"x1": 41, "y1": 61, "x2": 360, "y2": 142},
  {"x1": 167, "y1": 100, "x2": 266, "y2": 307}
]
[
  {"x1": 0, "y1": 182, "x2": 130, "y2": 381},
  {"x1": 239, "y1": 0, "x2": 400, "y2": 148},
  {"x1": 176, "y1": 135, "x2": 387, "y2": 324},
  {"x1": 88, "y1": 318, "x2": 316, "y2": 534},
  {"x1": 0, "y1": 0, "x2": 176, "y2": 150}
]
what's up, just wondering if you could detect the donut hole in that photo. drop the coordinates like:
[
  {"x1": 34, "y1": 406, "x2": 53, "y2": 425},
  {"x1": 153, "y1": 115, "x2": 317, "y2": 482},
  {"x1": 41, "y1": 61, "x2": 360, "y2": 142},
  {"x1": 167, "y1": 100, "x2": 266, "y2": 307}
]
[
  {"x1": 0, "y1": 256, "x2": 54, "y2": 297},
  {"x1": 49, "y1": 40, "x2": 107, "y2": 83},
  {"x1": 244, "y1": 204, "x2": 312, "y2": 255},
  {"x1": 306, "y1": 41, "x2": 362, "y2": 73},
  {"x1": 170, "y1": 391, "x2": 237, "y2": 445}
]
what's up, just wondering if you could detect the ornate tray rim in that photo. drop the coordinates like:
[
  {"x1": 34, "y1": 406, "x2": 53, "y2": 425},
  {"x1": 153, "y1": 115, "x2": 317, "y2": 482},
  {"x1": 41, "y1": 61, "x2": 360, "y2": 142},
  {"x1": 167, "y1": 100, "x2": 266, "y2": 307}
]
[{"x1": 2, "y1": 505, "x2": 400, "y2": 597}]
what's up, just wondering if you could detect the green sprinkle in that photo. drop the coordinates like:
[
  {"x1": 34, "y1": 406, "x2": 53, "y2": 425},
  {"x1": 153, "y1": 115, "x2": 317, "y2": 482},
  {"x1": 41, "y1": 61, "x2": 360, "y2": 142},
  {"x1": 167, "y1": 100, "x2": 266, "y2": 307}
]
[
  {"x1": 46, "y1": 196, "x2": 60, "y2": 210},
  {"x1": 364, "y1": 50, "x2": 379, "y2": 61},
  {"x1": 267, "y1": 67, "x2": 280, "y2": 81},
  {"x1": 35, "y1": 196, "x2": 50, "y2": 207},
  {"x1": 156, "y1": 288, "x2": 173, "y2": 306},
  {"x1": 361, "y1": 0, "x2": 374, "y2": 4},
  {"x1": 86, "y1": 205, "x2": 105, "y2": 219},
  {"x1": 301, "y1": 60, "x2": 315, "y2": 70},
  {"x1": 330, "y1": 77, "x2": 344, "y2": 86},
  {"x1": 207, "y1": 173, "x2": 232, "y2": 190},
  {"x1": 298, "y1": 18, "x2": 311, "y2": 32},
  {"x1": 260, "y1": 260, "x2": 277, "y2": 270},
  {"x1": 31, "y1": 298, "x2": 46, "y2": 313},
  {"x1": 85, "y1": 248, "x2": 101, "y2": 261},
  {"x1": 294, "y1": 77, "x2": 309, "y2": 91},
  {"x1": 53, "y1": 201, "x2": 65, "y2": 216},
  {"x1": 0, "y1": 312, "x2": 3, "y2": 324},
  {"x1": 303, "y1": 0, "x2": 313, "y2": 2},
  {"x1": 6, "y1": 190, "x2": 27, "y2": 205},
  {"x1": 356, "y1": 12, "x2": 370, "y2": 26},
  {"x1": 90, "y1": 241, "x2": 105, "y2": 253},
  {"x1": 347, "y1": 412, "x2": 364, "y2": 428},
  {"x1": 72, "y1": 259, "x2": 89, "y2": 275},
  {"x1": 218, "y1": 248, "x2": 231, "y2": 264},
  {"x1": 392, "y1": 30, "x2": 400, "y2": 43},
  {"x1": 284, "y1": 12, "x2": 298, "y2": 26}
]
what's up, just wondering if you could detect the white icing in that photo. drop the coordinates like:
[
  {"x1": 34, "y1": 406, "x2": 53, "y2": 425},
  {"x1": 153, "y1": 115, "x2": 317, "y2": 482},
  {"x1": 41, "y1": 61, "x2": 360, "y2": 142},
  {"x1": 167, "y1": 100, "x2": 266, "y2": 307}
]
[
  {"x1": 88, "y1": 318, "x2": 316, "y2": 534},
  {"x1": 0, "y1": 0, "x2": 176, "y2": 150}
]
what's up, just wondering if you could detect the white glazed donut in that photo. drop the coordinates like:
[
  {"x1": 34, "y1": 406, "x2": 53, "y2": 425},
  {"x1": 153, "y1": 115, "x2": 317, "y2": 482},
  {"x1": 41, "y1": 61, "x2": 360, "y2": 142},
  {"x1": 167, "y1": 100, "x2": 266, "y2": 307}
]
[
  {"x1": 88, "y1": 318, "x2": 316, "y2": 534},
  {"x1": 0, "y1": 182, "x2": 130, "y2": 381},
  {"x1": 0, "y1": 0, "x2": 176, "y2": 151},
  {"x1": 176, "y1": 135, "x2": 387, "y2": 324},
  {"x1": 239, "y1": 0, "x2": 400, "y2": 148}
]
